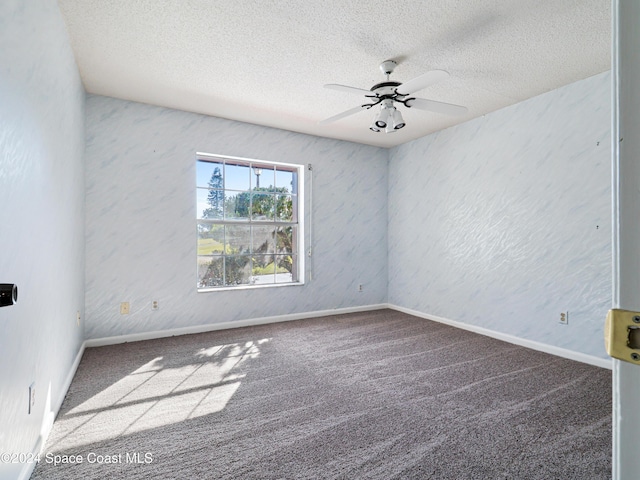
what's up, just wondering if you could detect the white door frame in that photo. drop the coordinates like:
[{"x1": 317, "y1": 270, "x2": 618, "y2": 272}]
[{"x1": 612, "y1": 1, "x2": 640, "y2": 478}]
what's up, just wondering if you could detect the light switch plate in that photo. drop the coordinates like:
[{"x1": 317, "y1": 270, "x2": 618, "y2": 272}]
[{"x1": 28, "y1": 382, "x2": 35, "y2": 414}]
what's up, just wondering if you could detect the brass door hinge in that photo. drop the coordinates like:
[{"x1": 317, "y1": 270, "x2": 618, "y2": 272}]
[{"x1": 605, "y1": 309, "x2": 640, "y2": 363}]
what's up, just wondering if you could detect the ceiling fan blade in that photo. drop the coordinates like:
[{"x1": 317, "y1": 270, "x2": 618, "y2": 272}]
[
  {"x1": 318, "y1": 105, "x2": 367, "y2": 125},
  {"x1": 324, "y1": 84, "x2": 374, "y2": 96},
  {"x1": 405, "y1": 97, "x2": 468, "y2": 116},
  {"x1": 396, "y1": 70, "x2": 449, "y2": 95}
]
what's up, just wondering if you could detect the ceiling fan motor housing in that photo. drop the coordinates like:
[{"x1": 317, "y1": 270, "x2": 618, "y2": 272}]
[
  {"x1": 380, "y1": 60, "x2": 398, "y2": 76},
  {"x1": 370, "y1": 81, "x2": 402, "y2": 95}
]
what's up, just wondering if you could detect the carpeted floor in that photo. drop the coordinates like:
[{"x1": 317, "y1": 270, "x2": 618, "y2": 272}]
[{"x1": 31, "y1": 309, "x2": 611, "y2": 479}]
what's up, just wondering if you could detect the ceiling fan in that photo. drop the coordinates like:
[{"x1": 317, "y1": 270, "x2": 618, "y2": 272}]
[{"x1": 319, "y1": 60, "x2": 468, "y2": 133}]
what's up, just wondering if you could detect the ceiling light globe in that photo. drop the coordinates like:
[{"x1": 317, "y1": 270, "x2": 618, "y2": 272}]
[
  {"x1": 375, "y1": 108, "x2": 391, "y2": 128},
  {"x1": 392, "y1": 109, "x2": 405, "y2": 130}
]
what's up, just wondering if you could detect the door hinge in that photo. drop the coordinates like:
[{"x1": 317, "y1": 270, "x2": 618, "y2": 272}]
[{"x1": 605, "y1": 309, "x2": 640, "y2": 364}]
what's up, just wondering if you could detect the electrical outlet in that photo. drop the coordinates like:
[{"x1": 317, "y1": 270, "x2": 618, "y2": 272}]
[
  {"x1": 28, "y1": 382, "x2": 35, "y2": 414},
  {"x1": 120, "y1": 302, "x2": 130, "y2": 315},
  {"x1": 559, "y1": 312, "x2": 569, "y2": 325},
  {"x1": 151, "y1": 300, "x2": 159, "y2": 311},
  {"x1": 358, "y1": 284, "x2": 363, "y2": 292}
]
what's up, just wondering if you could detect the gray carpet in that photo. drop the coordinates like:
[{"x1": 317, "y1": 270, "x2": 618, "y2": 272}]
[{"x1": 31, "y1": 309, "x2": 611, "y2": 479}]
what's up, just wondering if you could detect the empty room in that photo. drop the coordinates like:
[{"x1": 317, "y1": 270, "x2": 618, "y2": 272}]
[{"x1": 2, "y1": 1, "x2": 639, "y2": 479}]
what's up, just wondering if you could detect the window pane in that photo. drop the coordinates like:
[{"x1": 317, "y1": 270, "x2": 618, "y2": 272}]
[
  {"x1": 275, "y1": 255, "x2": 294, "y2": 283},
  {"x1": 197, "y1": 156, "x2": 301, "y2": 290},
  {"x1": 252, "y1": 165, "x2": 275, "y2": 191},
  {"x1": 252, "y1": 226, "x2": 275, "y2": 253},
  {"x1": 224, "y1": 163, "x2": 250, "y2": 191},
  {"x1": 275, "y1": 168, "x2": 294, "y2": 193},
  {"x1": 252, "y1": 254, "x2": 275, "y2": 285},
  {"x1": 198, "y1": 256, "x2": 223, "y2": 288},
  {"x1": 224, "y1": 255, "x2": 251, "y2": 285},
  {"x1": 225, "y1": 225, "x2": 251, "y2": 254},
  {"x1": 197, "y1": 187, "x2": 223, "y2": 220},
  {"x1": 251, "y1": 193, "x2": 275, "y2": 220},
  {"x1": 276, "y1": 195, "x2": 294, "y2": 222},
  {"x1": 197, "y1": 223, "x2": 224, "y2": 255},
  {"x1": 225, "y1": 192, "x2": 250, "y2": 221},
  {"x1": 275, "y1": 226, "x2": 293, "y2": 253},
  {"x1": 196, "y1": 160, "x2": 224, "y2": 188}
]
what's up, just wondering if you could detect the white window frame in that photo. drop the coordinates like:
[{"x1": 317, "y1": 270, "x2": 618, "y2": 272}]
[{"x1": 196, "y1": 152, "x2": 304, "y2": 291}]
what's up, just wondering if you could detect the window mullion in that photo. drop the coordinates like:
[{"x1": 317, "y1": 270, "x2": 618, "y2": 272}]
[{"x1": 223, "y1": 225, "x2": 227, "y2": 285}]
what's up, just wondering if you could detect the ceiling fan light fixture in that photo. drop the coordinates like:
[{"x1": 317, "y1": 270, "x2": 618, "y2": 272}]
[
  {"x1": 375, "y1": 107, "x2": 391, "y2": 128},
  {"x1": 392, "y1": 108, "x2": 405, "y2": 130}
]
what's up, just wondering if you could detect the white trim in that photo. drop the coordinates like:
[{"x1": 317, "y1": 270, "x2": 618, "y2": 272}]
[
  {"x1": 611, "y1": 3, "x2": 622, "y2": 477},
  {"x1": 387, "y1": 304, "x2": 612, "y2": 370},
  {"x1": 196, "y1": 151, "x2": 300, "y2": 170},
  {"x1": 198, "y1": 281, "x2": 304, "y2": 293},
  {"x1": 56, "y1": 342, "x2": 86, "y2": 414},
  {"x1": 85, "y1": 304, "x2": 388, "y2": 347},
  {"x1": 85, "y1": 303, "x2": 611, "y2": 369},
  {"x1": 196, "y1": 154, "x2": 305, "y2": 289},
  {"x1": 19, "y1": 341, "x2": 87, "y2": 480},
  {"x1": 612, "y1": 0, "x2": 620, "y2": 311},
  {"x1": 18, "y1": 439, "x2": 42, "y2": 480}
]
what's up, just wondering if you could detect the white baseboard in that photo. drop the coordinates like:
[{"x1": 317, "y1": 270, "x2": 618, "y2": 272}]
[
  {"x1": 57, "y1": 341, "x2": 86, "y2": 414},
  {"x1": 85, "y1": 304, "x2": 389, "y2": 348},
  {"x1": 85, "y1": 303, "x2": 612, "y2": 369},
  {"x1": 387, "y1": 304, "x2": 612, "y2": 370},
  {"x1": 19, "y1": 340, "x2": 87, "y2": 480}
]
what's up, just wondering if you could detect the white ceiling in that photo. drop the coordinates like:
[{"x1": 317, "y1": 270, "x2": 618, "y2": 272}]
[{"x1": 57, "y1": 0, "x2": 611, "y2": 148}]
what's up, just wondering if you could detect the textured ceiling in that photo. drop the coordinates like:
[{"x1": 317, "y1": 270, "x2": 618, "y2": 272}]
[{"x1": 57, "y1": 0, "x2": 610, "y2": 148}]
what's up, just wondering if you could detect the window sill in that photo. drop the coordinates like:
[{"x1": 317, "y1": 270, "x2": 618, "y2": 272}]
[{"x1": 198, "y1": 281, "x2": 305, "y2": 293}]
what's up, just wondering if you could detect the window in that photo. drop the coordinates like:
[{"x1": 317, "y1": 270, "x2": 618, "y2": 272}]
[{"x1": 196, "y1": 153, "x2": 303, "y2": 290}]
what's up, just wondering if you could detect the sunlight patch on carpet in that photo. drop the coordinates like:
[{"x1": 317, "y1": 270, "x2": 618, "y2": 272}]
[{"x1": 48, "y1": 339, "x2": 269, "y2": 452}]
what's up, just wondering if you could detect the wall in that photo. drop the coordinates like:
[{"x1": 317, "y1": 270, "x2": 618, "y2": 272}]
[
  {"x1": 388, "y1": 71, "x2": 611, "y2": 359},
  {"x1": 0, "y1": 1, "x2": 85, "y2": 478},
  {"x1": 84, "y1": 96, "x2": 388, "y2": 339}
]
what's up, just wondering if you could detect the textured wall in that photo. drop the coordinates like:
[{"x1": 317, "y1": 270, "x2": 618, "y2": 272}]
[
  {"x1": 84, "y1": 96, "x2": 388, "y2": 339},
  {"x1": 0, "y1": 1, "x2": 85, "y2": 476},
  {"x1": 388, "y1": 72, "x2": 611, "y2": 359}
]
